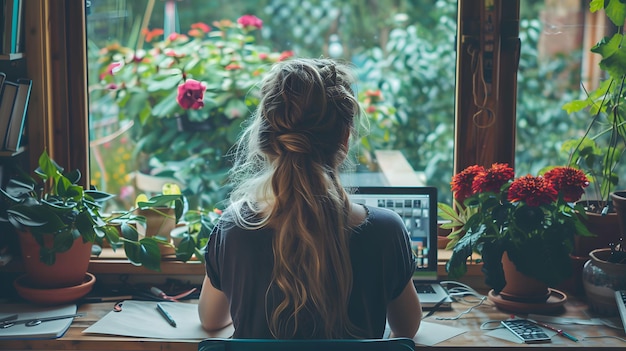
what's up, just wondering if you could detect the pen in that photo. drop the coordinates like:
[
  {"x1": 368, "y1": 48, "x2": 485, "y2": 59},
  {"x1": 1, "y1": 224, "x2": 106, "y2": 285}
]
[
  {"x1": 423, "y1": 296, "x2": 449, "y2": 319},
  {"x1": 530, "y1": 319, "x2": 578, "y2": 342},
  {"x1": 156, "y1": 303, "x2": 177, "y2": 327}
]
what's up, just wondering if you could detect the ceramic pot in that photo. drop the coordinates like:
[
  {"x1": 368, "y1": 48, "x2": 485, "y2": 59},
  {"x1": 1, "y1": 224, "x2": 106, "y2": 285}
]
[
  {"x1": 611, "y1": 190, "x2": 626, "y2": 244},
  {"x1": 500, "y1": 252, "x2": 551, "y2": 303},
  {"x1": 582, "y1": 248, "x2": 626, "y2": 316},
  {"x1": 574, "y1": 206, "x2": 620, "y2": 257},
  {"x1": 19, "y1": 231, "x2": 93, "y2": 289}
]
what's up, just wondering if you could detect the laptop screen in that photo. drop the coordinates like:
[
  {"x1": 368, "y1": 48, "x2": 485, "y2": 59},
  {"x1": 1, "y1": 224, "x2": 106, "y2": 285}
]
[{"x1": 348, "y1": 186, "x2": 439, "y2": 280}]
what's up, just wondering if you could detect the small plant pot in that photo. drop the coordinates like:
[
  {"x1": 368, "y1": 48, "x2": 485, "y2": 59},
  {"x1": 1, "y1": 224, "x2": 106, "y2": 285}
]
[
  {"x1": 582, "y1": 248, "x2": 626, "y2": 315},
  {"x1": 135, "y1": 207, "x2": 177, "y2": 256},
  {"x1": 170, "y1": 223, "x2": 190, "y2": 247}
]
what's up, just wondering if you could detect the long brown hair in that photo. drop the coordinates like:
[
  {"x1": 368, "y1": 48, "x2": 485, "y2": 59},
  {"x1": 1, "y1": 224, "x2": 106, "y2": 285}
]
[{"x1": 228, "y1": 58, "x2": 363, "y2": 338}]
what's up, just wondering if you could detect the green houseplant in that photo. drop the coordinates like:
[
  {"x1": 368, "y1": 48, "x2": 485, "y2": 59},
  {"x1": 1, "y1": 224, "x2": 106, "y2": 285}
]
[
  {"x1": 444, "y1": 163, "x2": 593, "y2": 296},
  {"x1": 562, "y1": 0, "x2": 626, "y2": 212},
  {"x1": 0, "y1": 151, "x2": 183, "y2": 273},
  {"x1": 560, "y1": 0, "x2": 626, "y2": 258}
]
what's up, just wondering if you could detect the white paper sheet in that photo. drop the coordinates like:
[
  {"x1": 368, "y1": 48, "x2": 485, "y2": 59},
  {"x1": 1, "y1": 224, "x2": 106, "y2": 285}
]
[
  {"x1": 413, "y1": 321, "x2": 467, "y2": 346},
  {"x1": 83, "y1": 300, "x2": 231, "y2": 339}
]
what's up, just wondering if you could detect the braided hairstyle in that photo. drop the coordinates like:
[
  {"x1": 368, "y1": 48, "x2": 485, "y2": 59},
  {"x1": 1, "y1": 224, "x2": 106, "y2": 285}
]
[{"x1": 228, "y1": 57, "x2": 363, "y2": 338}]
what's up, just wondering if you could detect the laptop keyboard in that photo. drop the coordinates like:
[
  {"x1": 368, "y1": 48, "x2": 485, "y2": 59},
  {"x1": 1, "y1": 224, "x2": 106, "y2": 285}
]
[{"x1": 413, "y1": 282, "x2": 436, "y2": 294}]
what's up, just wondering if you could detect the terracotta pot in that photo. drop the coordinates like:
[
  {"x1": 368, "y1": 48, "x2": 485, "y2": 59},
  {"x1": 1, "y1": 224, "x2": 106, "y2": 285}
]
[
  {"x1": 500, "y1": 252, "x2": 551, "y2": 303},
  {"x1": 18, "y1": 231, "x2": 93, "y2": 289},
  {"x1": 582, "y1": 248, "x2": 626, "y2": 316},
  {"x1": 558, "y1": 254, "x2": 589, "y2": 297},
  {"x1": 574, "y1": 206, "x2": 620, "y2": 257},
  {"x1": 135, "y1": 207, "x2": 177, "y2": 256}
]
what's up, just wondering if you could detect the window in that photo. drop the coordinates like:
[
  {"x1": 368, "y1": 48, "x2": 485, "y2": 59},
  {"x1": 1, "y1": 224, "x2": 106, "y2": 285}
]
[{"x1": 86, "y1": 0, "x2": 458, "y2": 211}]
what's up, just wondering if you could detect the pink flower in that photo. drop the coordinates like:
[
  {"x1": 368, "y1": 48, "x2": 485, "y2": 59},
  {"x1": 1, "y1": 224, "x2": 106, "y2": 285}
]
[
  {"x1": 278, "y1": 50, "x2": 294, "y2": 61},
  {"x1": 177, "y1": 79, "x2": 206, "y2": 110},
  {"x1": 237, "y1": 15, "x2": 263, "y2": 30},
  {"x1": 100, "y1": 61, "x2": 122, "y2": 80},
  {"x1": 165, "y1": 50, "x2": 185, "y2": 58},
  {"x1": 168, "y1": 32, "x2": 188, "y2": 42}
]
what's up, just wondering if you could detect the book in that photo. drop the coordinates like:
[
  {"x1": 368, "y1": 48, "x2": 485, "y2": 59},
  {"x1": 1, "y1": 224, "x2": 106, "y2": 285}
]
[
  {"x1": 0, "y1": 79, "x2": 17, "y2": 147},
  {"x1": 4, "y1": 77, "x2": 31, "y2": 151},
  {"x1": 0, "y1": 304, "x2": 77, "y2": 340},
  {"x1": 13, "y1": 0, "x2": 23, "y2": 53},
  {"x1": 2, "y1": 0, "x2": 21, "y2": 54}
]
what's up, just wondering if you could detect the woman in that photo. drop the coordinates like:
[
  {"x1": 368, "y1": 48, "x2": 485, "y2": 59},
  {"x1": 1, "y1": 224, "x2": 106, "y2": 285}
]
[{"x1": 198, "y1": 57, "x2": 421, "y2": 339}]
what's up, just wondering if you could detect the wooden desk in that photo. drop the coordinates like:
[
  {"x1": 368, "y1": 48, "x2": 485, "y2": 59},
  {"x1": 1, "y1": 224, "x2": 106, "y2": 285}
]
[{"x1": 1, "y1": 297, "x2": 624, "y2": 351}]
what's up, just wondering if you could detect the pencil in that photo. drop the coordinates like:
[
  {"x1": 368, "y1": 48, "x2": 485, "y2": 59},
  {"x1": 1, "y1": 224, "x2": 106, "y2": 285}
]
[{"x1": 530, "y1": 319, "x2": 577, "y2": 342}]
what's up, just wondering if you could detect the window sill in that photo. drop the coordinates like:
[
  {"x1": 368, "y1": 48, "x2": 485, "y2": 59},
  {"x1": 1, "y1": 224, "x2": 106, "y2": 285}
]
[
  {"x1": 1, "y1": 248, "x2": 484, "y2": 286},
  {"x1": 88, "y1": 248, "x2": 205, "y2": 275}
]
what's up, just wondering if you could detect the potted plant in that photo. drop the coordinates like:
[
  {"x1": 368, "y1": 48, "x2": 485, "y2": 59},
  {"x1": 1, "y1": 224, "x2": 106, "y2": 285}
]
[
  {"x1": 444, "y1": 163, "x2": 593, "y2": 310},
  {"x1": 129, "y1": 182, "x2": 184, "y2": 257},
  {"x1": 171, "y1": 206, "x2": 222, "y2": 262},
  {"x1": 0, "y1": 151, "x2": 183, "y2": 295},
  {"x1": 561, "y1": 0, "x2": 626, "y2": 256}
]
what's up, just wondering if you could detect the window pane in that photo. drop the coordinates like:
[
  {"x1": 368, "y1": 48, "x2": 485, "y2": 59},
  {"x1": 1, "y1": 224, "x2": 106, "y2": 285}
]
[
  {"x1": 87, "y1": 0, "x2": 457, "y2": 212},
  {"x1": 516, "y1": 0, "x2": 583, "y2": 176},
  {"x1": 516, "y1": 0, "x2": 622, "y2": 203}
]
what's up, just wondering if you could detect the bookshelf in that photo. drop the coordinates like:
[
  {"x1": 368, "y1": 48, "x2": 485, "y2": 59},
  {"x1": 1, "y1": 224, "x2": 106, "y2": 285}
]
[{"x1": 0, "y1": 53, "x2": 23, "y2": 60}]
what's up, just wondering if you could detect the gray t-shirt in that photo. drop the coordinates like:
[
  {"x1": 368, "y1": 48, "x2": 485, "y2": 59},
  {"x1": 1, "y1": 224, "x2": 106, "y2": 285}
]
[{"x1": 204, "y1": 205, "x2": 416, "y2": 339}]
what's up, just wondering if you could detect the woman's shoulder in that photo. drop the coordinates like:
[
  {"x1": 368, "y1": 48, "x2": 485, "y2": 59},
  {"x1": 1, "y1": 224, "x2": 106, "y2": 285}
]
[
  {"x1": 356, "y1": 205, "x2": 407, "y2": 235},
  {"x1": 366, "y1": 205, "x2": 404, "y2": 222}
]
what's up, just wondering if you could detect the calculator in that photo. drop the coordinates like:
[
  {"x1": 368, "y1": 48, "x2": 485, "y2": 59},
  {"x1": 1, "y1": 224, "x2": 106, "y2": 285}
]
[{"x1": 500, "y1": 319, "x2": 552, "y2": 344}]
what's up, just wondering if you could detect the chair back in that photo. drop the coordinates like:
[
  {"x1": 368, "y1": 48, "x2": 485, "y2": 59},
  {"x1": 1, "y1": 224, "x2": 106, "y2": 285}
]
[{"x1": 198, "y1": 338, "x2": 415, "y2": 351}]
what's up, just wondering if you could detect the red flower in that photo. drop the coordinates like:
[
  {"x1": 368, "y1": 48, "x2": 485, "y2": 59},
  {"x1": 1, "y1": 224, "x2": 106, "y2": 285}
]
[
  {"x1": 365, "y1": 90, "x2": 383, "y2": 102},
  {"x1": 366, "y1": 105, "x2": 377, "y2": 114},
  {"x1": 472, "y1": 163, "x2": 514, "y2": 194},
  {"x1": 142, "y1": 28, "x2": 164, "y2": 43},
  {"x1": 544, "y1": 167, "x2": 589, "y2": 202},
  {"x1": 237, "y1": 15, "x2": 263, "y2": 30},
  {"x1": 278, "y1": 50, "x2": 294, "y2": 61},
  {"x1": 451, "y1": 165, "x2": 485, "y2": 202},
  {"x1": 191, "y1": 22, "x2": 211, "y2": 33},
  {"x1": 177, "y1": 79, "x2": 206, "y2": 110},
  {"x1": 225, "y1": 63, "x2": 242, "y2": 71},
  {"x1": 508, "y1": 175, "x2": 558, "y2": 207}
]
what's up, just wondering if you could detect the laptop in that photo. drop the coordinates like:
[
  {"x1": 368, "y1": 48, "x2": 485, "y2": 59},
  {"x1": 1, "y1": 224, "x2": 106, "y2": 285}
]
[{"x1": 348, "y1": 186, "x2": 452, "y2": 309}]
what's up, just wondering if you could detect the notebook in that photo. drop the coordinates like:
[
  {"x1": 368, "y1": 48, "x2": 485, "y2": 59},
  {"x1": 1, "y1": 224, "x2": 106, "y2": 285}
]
[
  {"x1": 0, "y1": 304, "x2": 77, "y2": 340},
  {"x1": 349, "y1": 186, "x2": 452, "y2": 309}
]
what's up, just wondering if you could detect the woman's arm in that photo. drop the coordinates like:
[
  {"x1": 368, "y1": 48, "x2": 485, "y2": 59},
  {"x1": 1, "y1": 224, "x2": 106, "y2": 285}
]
[
  {"x1": 198, "y1": 275, "x2": 233, "y2": 331},
  {"x1": 387, "y1": 280, "x2": 422, "y2": 338}
]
